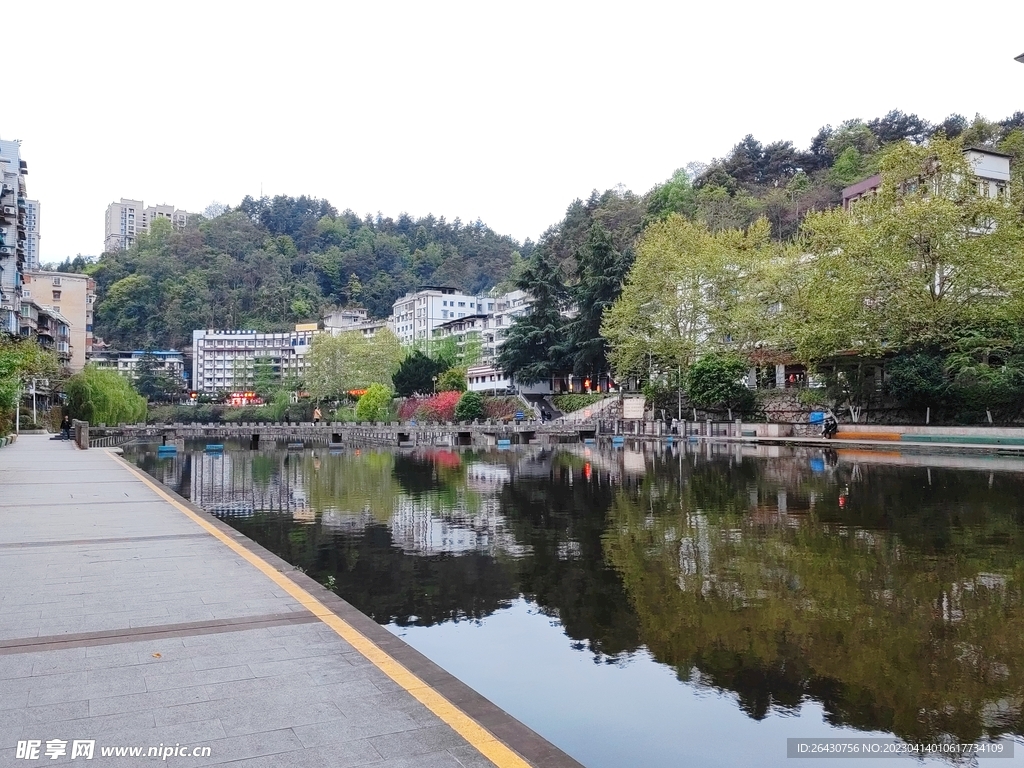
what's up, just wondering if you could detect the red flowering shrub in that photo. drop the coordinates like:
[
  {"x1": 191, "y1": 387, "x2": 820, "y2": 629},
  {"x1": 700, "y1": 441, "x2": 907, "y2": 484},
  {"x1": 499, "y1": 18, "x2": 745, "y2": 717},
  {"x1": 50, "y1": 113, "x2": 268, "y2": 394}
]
[{"x1": 399, "y1": 392, "x2": 462, "y2": 422}]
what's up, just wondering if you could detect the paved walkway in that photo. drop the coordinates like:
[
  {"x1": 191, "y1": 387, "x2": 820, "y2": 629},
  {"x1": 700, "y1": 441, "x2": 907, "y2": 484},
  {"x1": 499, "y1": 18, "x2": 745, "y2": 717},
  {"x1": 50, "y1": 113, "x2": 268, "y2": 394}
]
[{"x1": 0, "y1": 435, "x2": 580, "y2": 768}]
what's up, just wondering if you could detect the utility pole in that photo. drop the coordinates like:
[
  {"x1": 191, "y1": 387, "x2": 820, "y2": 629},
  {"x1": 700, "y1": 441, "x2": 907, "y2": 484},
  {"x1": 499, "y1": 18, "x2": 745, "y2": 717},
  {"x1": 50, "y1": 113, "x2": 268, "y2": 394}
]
[{"x1": 677, "y1": 365, "x2": 682, "y2": 421}]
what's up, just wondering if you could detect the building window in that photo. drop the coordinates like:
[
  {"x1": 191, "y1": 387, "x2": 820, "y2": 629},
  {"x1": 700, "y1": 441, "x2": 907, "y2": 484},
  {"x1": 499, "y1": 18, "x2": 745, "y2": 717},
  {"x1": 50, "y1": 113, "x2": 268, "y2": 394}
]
[
  {"x1": 52, "y1": 277, "x2": 61, "y2": 286},
  {"x1": 52, "y1": 290, "x2": 61, "y2": 301}
]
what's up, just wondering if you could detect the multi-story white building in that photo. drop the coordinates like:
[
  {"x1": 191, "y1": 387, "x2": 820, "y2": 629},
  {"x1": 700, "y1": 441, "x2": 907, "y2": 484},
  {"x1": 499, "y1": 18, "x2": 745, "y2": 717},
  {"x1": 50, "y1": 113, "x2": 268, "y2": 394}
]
[
  {"x1": 389, "y1": 286, "x2": 495, "y2": 346},
  {"x1": 191, "y1": 325, "x2": 318, "y2": 394},
  {"x1": 90, "y1": 350, "x2": 187, "y2": 388},
  {"x1": 24, "y1": 199, "x2": 39, "y2": 270},
  {"x1": 0, "y1": 138, "x2": 28, "y2": 335},
  {"x1": 103, "y1": 198, "x2": 192, "y2": 252},
  {"x1": 323, "y1": 307, "x2": 386, "y2": 338}
]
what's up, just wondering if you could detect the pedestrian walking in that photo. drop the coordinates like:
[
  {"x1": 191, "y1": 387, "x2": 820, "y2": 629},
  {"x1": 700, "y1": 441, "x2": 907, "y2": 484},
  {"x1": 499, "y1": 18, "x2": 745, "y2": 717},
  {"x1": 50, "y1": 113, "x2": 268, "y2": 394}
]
[
  {"x1": 313, "y1": 406, "x2": 322, "y2": 425},
  {"x1": 60, "y1": 414, "x2": 71, "y2": 441}
]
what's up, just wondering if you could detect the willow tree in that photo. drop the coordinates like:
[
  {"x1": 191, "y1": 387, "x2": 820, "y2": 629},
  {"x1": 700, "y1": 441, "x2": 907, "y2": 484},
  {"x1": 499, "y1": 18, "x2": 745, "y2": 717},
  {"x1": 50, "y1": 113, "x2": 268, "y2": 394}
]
[{"x1": 64, "y1": 365, "x2": 147, "y2": 426}]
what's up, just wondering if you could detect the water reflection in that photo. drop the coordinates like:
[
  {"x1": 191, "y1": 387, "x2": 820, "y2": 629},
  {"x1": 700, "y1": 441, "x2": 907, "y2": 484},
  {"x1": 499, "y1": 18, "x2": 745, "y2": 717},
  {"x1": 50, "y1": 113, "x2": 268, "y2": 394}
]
[{"x1": 132, "y1": 440, "x2": 1024, "y2": 763}]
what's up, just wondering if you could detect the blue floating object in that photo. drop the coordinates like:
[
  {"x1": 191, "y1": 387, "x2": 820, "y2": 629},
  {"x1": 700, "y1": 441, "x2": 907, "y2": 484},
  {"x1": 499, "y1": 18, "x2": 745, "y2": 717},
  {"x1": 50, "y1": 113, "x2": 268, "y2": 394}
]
[
  {"x1": 809, "y1": 458, "x2": 825, "y2": 473},
  {"x1": 497, "y1": 439, "x2": 512, "y2": 447},
  {"x1": 611, "y1": 436, "x2": 625, "y2": 444},
  {"x1": 205, "y1": 444, "x2": 224, "y2": 452},
  {"x1": 583, "y1": 438, "x2": 596, "y2": 445},
  {"x1": 157, "y1": 445, "x2": 177, "y2": 456},
  {"x1": 809, "y1": 411, "x2": 825, "y2": 424}
]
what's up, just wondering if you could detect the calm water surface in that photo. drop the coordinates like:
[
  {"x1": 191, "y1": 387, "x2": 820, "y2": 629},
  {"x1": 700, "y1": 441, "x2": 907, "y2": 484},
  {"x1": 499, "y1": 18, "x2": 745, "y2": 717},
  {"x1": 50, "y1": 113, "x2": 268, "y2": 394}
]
[{"x1": 129, "y1": 440, "x2": 1024, "y2": 767}]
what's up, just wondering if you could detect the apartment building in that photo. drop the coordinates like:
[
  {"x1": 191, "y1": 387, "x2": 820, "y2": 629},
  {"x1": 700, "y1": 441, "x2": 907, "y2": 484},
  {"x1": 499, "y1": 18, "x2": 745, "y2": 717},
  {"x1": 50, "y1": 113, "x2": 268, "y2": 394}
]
[
  {"x1": 0, "y1": 138, "x2": 28, "y2": 335},
  {"x1": 90, "y1": 350, "x2": 187, "y2": 387},
  {"x1": 842, "y1": 146, "x2": 1012, "y2": 208},
  {"x1": 19, "y1": 299, "x2": 71, "y2": 368},
  {"x1": 24, "y1": 199, "x2": 40, "y2": 270},
  {"x1": 323, "y1": 307, "x2": 387, "y2": 338},
  {"x1": 192, "y1": 325, "x2": 318, "y2": 394},
  {"x1": 389, "y1": 286, "x2": 496, "y2": 346},
  {"x1": 103, "y1": 198, "x2": 192, "y2": 252},
  {"x1": 21, "y1": 271, "x2": 96, "y2": 372}
]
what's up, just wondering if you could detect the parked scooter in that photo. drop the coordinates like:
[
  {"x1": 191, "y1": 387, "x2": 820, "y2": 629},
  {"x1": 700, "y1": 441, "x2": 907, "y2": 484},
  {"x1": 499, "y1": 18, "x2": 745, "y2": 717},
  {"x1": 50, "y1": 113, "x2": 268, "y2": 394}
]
[{"x1": 821, "y1": 414, "x2": 838, "y2": 440}]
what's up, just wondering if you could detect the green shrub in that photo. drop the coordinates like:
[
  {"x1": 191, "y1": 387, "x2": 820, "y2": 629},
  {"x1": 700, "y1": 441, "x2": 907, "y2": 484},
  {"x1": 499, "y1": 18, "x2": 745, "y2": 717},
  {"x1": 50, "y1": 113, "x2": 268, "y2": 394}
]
[
  {"x1": 454, "y1": 391, "x2": 485, "y2": 421},
  {"x1": 436, "y1": 367, "x2": 467, "y2": 392},
  {"x1": 796, "y1": 388, "x2": 828, "y2": 407},
  {"x1": 356, "y1": 384, "x2": 394, "y2": 422},
  {"x1": 685, "y1": 353, "x2": 754, "y2": 415},
  {"x1": 553, "y1": 393, "x2": 605, "y2": 413}
]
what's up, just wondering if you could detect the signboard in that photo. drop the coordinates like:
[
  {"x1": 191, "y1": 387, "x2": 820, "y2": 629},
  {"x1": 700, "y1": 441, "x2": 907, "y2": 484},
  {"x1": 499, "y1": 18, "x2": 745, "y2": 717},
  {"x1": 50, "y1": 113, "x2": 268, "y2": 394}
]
[{"x1": 622, "y1": 397, "x2": 646, "y2": 420}]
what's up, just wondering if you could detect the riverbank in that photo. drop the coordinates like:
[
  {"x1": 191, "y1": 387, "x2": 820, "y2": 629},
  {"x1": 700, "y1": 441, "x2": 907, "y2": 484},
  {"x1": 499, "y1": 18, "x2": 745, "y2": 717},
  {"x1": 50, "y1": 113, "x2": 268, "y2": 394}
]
[{"x1": 0, "y1": 435, "x2": 581, "y2": 767}]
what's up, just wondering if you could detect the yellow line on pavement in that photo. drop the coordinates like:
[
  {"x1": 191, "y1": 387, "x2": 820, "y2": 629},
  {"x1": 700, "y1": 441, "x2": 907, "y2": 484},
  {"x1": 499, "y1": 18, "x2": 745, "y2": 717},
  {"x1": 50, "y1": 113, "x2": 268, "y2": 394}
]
[{"x1": 109, "y1": 451, "x2": 531, "y2": 768}]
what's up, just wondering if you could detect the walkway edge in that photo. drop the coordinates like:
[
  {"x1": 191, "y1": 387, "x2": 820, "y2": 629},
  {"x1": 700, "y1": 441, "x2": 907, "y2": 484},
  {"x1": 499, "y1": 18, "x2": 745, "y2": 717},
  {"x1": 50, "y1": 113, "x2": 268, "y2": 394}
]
[{"x1": 108, "y1": 450, "x2": 581, "y2": 768}]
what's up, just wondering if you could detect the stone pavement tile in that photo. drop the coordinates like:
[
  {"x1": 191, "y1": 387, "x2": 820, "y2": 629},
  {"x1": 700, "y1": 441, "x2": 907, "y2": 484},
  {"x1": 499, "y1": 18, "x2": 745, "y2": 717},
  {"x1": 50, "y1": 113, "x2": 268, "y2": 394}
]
[
  {"x1": 4, "y1": 668, "x2": 86, "y2": 697},
  {"x1": 13, "y1": 710, "x2": 158, "y2": 743},
  {"x1": 305, "y1": 676, "x2": 390, "y2": 704},
  {"x1": 144, "y1": 663, "x2": 253, "y2": 692},
  {"x1": 171, "y1": 727, "x2": 306, "y2": 768},
  {"x1": 32, "y1": 648, "x2": 141, "y2": 676},
  {"x1": 0, "y1": 700, "x2": 90, "y2": 748},
  {"x1": 369, "y1": 723, "x2": 467, "y2": 761},
  {"x1": 85, "y1": 718, "x2": 228, "y2": 752},
  {"x1": 88, "y1": 684, "x2": 210, "y2": 717},
  {"x1": 0, "y1": 653, "x2": 40, "y2": 680},
  {"x1": 246, "y1": 654, "x2": 354, "y2": 679},
  {"x1": 214, "y1": 696, "x2": 345, "y2": 738},
  {"x1": 28, "y1": 666, "x2": 150, "y2": 706},
  {"x1": 189, "y1": 644, "x2": 326, "y2": 672},
  {"x1": 291, "y1": 709, "x2": 422, "y2": 748},
  {"x1": 307, "y1": 662, "x2": 379, "y2": 687},
  {"x1": 448, "y1": 743, "x2": 502, "y2": 768},
  {"x1": 374, "y1": 751, "x2": 469, "y2": 768},
  {"x1": 87, "y1": 636, "x2": 187, "y2": 658},
  {"x1": 154, "y1": 692, "x2": 342, "y2": 735},
  {"x1": 211, "y1": 739, "x2": 384, "y2": 768},
  {"x1": 203, "y1": 672, "x2": 317, "y2": 701}
]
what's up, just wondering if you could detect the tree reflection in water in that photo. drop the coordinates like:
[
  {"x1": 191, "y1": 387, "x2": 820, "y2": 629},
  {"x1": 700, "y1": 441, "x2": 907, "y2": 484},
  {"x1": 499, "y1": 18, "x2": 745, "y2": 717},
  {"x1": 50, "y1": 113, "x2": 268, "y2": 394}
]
[{"x1": 134, "y1": 441, "x2": 1024, "y2": 748}]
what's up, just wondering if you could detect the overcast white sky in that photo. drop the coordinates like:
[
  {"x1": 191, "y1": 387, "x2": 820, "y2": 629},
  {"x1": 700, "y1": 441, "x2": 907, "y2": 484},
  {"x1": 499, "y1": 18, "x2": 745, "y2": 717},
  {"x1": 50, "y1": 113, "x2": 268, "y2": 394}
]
[{"x1": 5, "y1": 1, "x2": 1023, "y2": 261}]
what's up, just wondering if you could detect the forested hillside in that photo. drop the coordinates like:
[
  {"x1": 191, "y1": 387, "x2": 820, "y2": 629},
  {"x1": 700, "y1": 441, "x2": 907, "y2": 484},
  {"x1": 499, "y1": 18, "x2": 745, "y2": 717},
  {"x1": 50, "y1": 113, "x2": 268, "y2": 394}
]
[
  {"x1": 499, "y1": 109, "x2": 1024, "y2": 394},
  {"x1": 90, "y1": 196, "x2": 529, "y2": 350},
  {"x1": 86, "y1": 108, "x2": 1024, "y2": 354}
]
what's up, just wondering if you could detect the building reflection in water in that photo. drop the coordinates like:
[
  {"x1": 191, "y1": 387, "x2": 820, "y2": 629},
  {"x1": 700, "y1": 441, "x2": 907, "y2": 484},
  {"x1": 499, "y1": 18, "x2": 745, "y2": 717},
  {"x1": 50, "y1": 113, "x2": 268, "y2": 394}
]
[{"x1": 132, "y1": 439, "x2": 1024, "y2": 751}]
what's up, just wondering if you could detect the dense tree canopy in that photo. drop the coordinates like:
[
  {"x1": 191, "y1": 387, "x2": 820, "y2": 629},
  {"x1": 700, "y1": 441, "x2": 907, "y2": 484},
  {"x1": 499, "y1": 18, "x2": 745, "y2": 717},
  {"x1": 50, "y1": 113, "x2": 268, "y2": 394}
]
[{"x1": 91, "y1": 199, "x2": 528, "y2": 350}]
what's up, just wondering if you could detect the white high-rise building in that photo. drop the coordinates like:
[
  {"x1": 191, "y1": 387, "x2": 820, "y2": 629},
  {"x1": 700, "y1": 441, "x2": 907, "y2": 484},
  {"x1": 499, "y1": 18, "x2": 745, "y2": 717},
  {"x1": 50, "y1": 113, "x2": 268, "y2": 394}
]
[
  {"x1": 0, "y1": 138, "x2": 28, "y2": 335},
  {"x1": 24, "y1": 199, "x2": 39, "y2": 270},
  {"x1": 191, "y1": 325, "x2": 319, "y2": 394},
  {"x1": 389, "y1": 286, "x2": 497, "y2": 346},
  {"x1": 103, "y1": 198, "x2": 192, "y2": 252}
]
